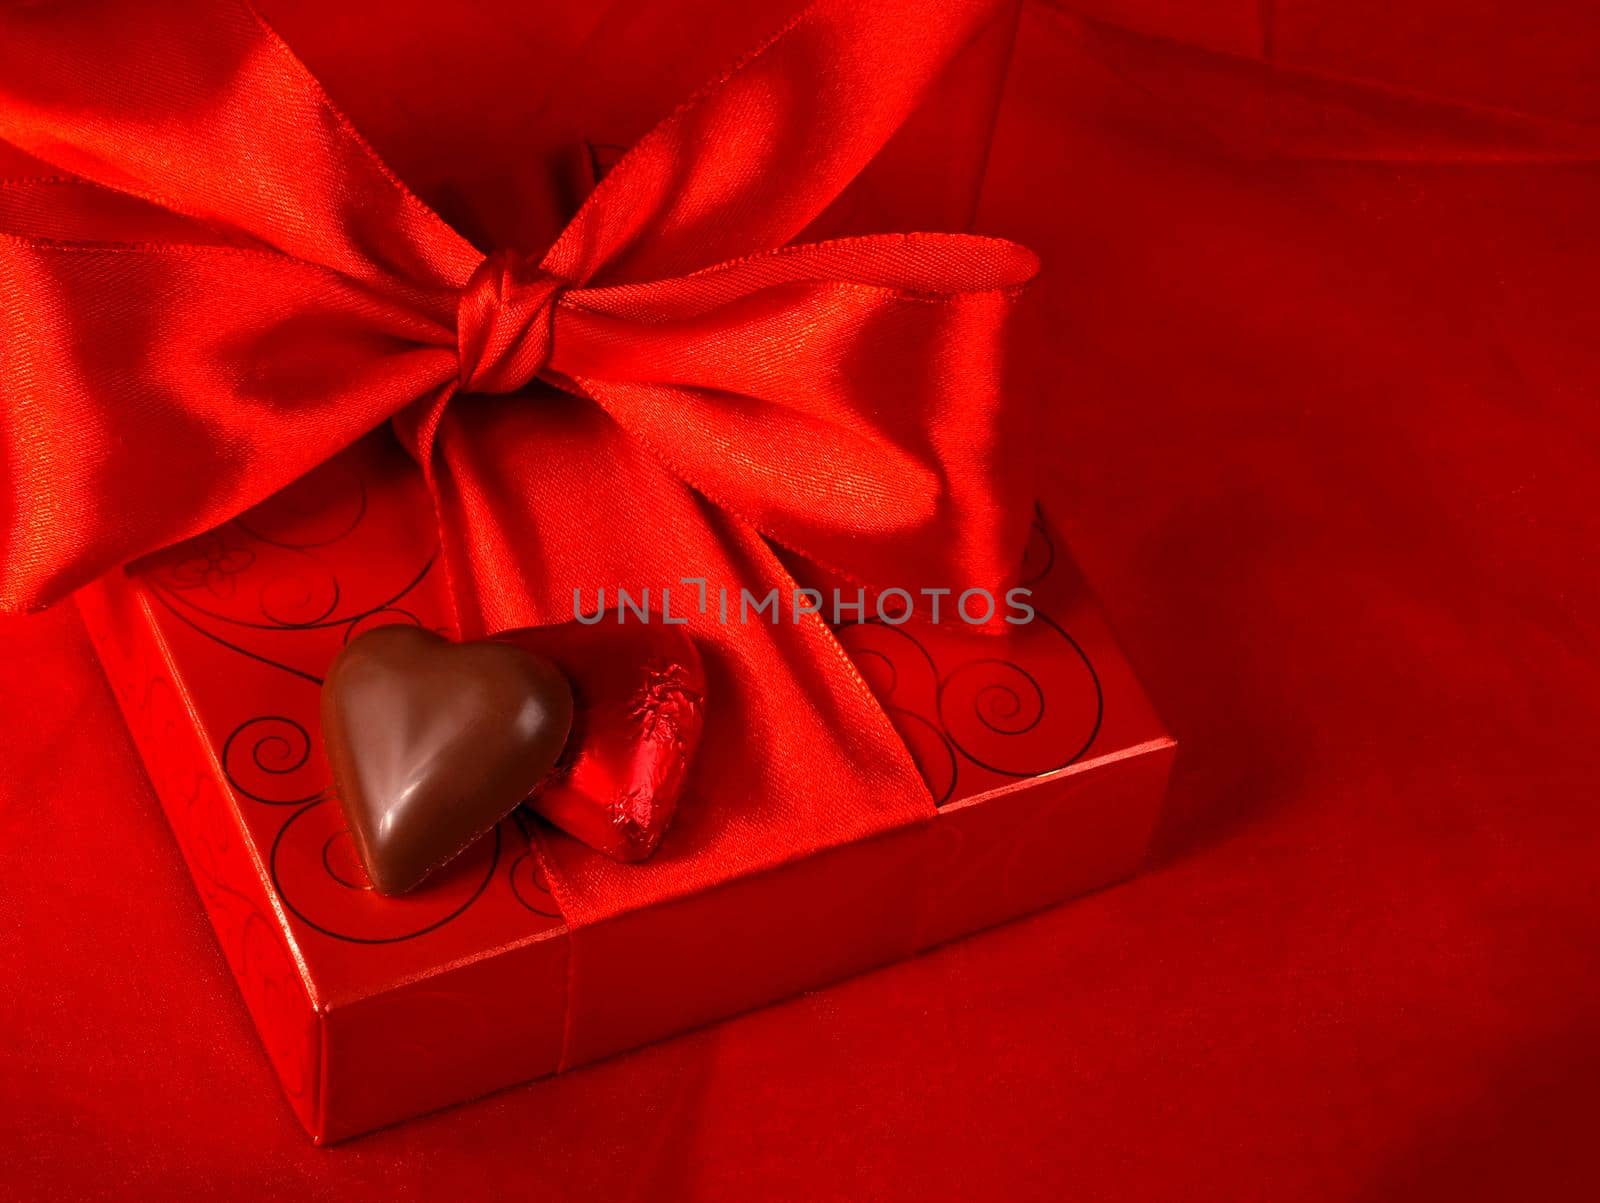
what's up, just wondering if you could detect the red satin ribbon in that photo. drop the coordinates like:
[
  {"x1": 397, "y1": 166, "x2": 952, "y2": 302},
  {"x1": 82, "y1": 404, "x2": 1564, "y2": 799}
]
[{"x1": 0, "y1": 0, "x2": 1037, "y2": 928}]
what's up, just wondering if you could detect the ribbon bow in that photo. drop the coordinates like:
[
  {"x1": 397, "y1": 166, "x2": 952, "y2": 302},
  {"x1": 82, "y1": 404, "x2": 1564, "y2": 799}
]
[{"x1": 0, "y1": 0, "x2": 1038, "y2": 925}]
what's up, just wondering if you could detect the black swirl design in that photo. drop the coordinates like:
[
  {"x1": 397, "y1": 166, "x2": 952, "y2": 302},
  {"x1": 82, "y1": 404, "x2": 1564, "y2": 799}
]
[
  {"x1": 936, "y1": 612, "x2": 1102, "y2": 778},
  {"x1": 162, "y1": 532, "x2": 257, "y2": 599},
  {"x1": 147, "y1": 555, "x2": 440, "y2": 691},
  {"x1": 507, "y1": 812, "x2": 564, "y2": 919},
  {"x1": 835, "y1": 620, "x2": 941, "y2": 696},
  {"x1": 221, "y1": 716, "x2": 327, "y2": 806},
  {"x1": 152, "y1": 552, "x2": 436, "y2": 636},
  {"x1": 885, "y1": 706, "x2": 958, "y2": 805},
  {"x1": 1018, "y1": 507, "x2": 1056, "y2": 587},
  {"x1": 343, "y1": 606, "x2": 427, "y2": 644},
  {"x1": 146, "y1": 443, "x2": 437, "y2": 644},
  {"x1": 138, "y1": 445, "x2": 486, "y2": 948},
  {"x1": 234, "y1": 462, "x2": 368, "y2": 550},
  {"x1": 509, "y1": 852, "x2": 562, "y2": 919},
  {"x1": 944, "y1": 659, "x2": 1046, "y2": 737},
  {"x1": 831, "y1": 619, "x2": 960, "y2": 801},
  {"x1": 270, "y1": 800, "x2": 499, "y2": 944},
  {"x1": 257, "y1": 567, "x2": 341, "y2": 629},
  {"x1": 832, "y1": 583, "x2": 1104, "y2": 800}
]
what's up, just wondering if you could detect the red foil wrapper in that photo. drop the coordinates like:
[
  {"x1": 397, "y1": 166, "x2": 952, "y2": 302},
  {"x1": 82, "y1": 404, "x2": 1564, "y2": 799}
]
[{"x1": 78, "y1": 436, "x2": 1172, "y2": 1140}]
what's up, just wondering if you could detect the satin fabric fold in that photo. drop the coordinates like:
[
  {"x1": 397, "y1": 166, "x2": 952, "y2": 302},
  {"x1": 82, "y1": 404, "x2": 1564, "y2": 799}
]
[{"x1": 0, "y1": 0, "x2": 1038, "y2": 917}]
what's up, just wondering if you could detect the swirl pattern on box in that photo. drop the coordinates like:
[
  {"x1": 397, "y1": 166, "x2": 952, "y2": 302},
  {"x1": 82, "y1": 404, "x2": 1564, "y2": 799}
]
[
  {"x1": 132, "y1": 445, "x2": 528, "y2": 945},
  {"x1": 132, "y1": 447, "x2": 1103, "y2": 945},
  {"x1": 833, "y1": 515, "x2": 1103, "y2": 805}
]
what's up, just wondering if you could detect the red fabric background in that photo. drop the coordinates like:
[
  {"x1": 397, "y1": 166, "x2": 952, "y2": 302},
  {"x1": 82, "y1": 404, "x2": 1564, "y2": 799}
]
[{"x1": 3, "y1": 2, "x2": 1598, "y2": 1198}]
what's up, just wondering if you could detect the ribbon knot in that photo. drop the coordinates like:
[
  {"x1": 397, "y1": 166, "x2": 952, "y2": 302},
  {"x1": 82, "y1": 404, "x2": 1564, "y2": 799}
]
[{"x1": 456, "y1": 250, "x2": 564, "y2": 396}]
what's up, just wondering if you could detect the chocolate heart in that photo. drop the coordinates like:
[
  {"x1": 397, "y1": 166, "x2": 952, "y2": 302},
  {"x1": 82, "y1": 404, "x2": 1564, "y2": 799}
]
[
  {"x1": 502, "y1": 623, "x2": 705, "y2": 862},
  {"x1": 320, "y1": 625, "x2": 573, "y2": 895}
]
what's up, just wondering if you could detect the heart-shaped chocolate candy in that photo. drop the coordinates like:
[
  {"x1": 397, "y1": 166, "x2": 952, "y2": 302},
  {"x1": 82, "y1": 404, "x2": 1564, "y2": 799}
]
[{"x1": 320, "y1": 625, "x2": 573, "y2": 895}]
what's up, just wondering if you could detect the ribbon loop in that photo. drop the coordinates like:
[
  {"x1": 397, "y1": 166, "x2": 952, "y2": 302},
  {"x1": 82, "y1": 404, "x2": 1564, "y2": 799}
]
[
  {"x1": 0, "y1": 0, "x2": 1038, "y2": 894},
  {"x1": 457, "y1": 250, "x2": 564, "y2": 395}
]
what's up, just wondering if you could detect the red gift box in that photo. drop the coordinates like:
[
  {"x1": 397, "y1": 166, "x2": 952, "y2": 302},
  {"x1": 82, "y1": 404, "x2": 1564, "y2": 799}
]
[
  {"x1": 6, "y1": 0, "x2": 1174, "y2": 1141},
  {"x1": 77, "y1": 434, "x2": 1171, "y2": 1141}
]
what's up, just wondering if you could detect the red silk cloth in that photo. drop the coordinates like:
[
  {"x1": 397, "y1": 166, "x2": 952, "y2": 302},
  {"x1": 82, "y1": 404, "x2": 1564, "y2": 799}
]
[{"x1": 0, "y1": 0, "x2": 1037, "y2": 921}]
